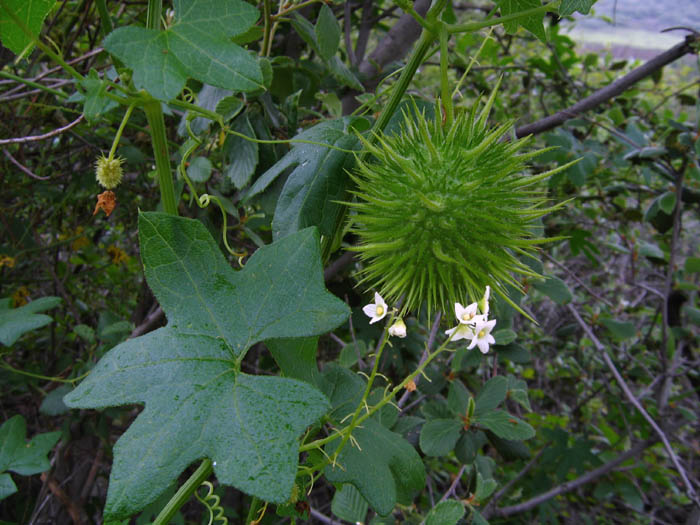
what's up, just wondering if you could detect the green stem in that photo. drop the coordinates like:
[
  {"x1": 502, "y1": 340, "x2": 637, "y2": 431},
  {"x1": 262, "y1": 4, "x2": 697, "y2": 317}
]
[
  {"x1": 330, "y1": 318, "x2": 393, "y2": 462},
  {"x1": 146, "y1": 0, "x2": 163, "y2": 30},
  {"x1": 0, "y1": 0, "x2": 83, "y2": 82},
  {"x1": 299, "y1": 333, "x2": 454, "y2": 454},
  {"x1": 168, "y1": 98, "x2": 224, "y2": 126},
  {"x1": 447, "y1": 0, "x2": 561, "y2": 34},
  {"x1": 0, "y1": 360, "x2": 88, "y2": 385},
  {"x1": 0, "y1": 71, "x2": 68, "y2": 99},
  {"x1": 439, "y1": 24, "x2": 453, "y2": 127},
  {"x1": 261, "y1": 0, "x2": 272, "y2": 57},
  {"x1": 153, "y1": 459, "x2": 213, "y2": 525},
  {"x1": 95, "y1": 0, "x2": 113, "y2": 36},
  {"x1": 143, "y1": 100, "x2": 178, "y2": 215},
  {"x1": 108, "y1": 104, "x2": 135, "y2": 158},
  {"x1": 245, "y1": 496, "x2": 261, "y2": 525}
]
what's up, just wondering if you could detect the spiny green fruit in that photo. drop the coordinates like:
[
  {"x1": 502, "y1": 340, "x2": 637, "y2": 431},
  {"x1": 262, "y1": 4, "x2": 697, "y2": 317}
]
[
  {"x1": 95, "y1": 154, "x2": 125, "y2": 189},
  {"x1": 348, "y1": 90, "x2": 573, "y2": 316}
]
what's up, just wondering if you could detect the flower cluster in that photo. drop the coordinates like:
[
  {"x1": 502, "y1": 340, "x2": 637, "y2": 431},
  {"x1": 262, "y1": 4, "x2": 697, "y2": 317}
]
[
  {"x1": 362, "y1": 292, "x2": 406, "y2": 338},
  {"x1": 445, "y1": 286, "x2": 496, "y2": 354}
]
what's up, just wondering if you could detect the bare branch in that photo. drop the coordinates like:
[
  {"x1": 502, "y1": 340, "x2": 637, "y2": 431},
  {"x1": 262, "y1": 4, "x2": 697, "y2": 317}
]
[
  {"x1": 567, "y1": 304, "x2": 700, "y2": 508},
  {"x1": 0, "y1": 114, "x2": 84, "y2": 145},
  {"x1": 515, "y1": 35, "x2": 698, "y2": 137},
  {"x1": 3, "y1": 148, "x2": 50, "y2": 180},
  {"x1": 485, "y1": 430, "x2": 668, "y2": 518}
]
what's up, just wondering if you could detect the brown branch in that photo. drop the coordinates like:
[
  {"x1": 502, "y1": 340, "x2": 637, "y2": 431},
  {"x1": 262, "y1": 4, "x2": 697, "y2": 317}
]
[
  {"x1": 481, "y1": 446, "x2": 547, "y2": 516},
  {"x1": 0, "y1": 115, "x2": 84, "y2": 145},
  {"x1": 515, "y1": 35, "x2": 699, "y2": 138},
  {"x1": 485, "y1": 431, "x2": 665, "y2": 518},
  {"x1": 3, "y1": 148, "x2": 50, "y2": 180},
  {"x1": 567, "y1": 304, "x2": 700, "y2": 508},
  {"x1": 130, "y1": 306, "x2": 165, "y2": 338},
  {"x1": 342, "y1": 0, "x2": 432, "y2": 114}
]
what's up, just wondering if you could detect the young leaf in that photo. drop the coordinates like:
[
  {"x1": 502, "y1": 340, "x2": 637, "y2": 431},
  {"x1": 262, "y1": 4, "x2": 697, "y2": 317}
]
[
  {"x1": 80, "y1": 69, "x2": 119, "y2": 123},
  {"x1": 245, "y1": 117, "x2": 369, "y2": 240},
  {"x1": 0, "y1": 296, "x2": 61, "y2": 347},
  {"x1": 0, "y1": 0, "x2": 54, "y2": 56},
  {"x1": 419, "y1": 419, "x2": 463, "y2": 457},
  {"x1": 425, "y1": 499, "x2": 465, "y2": 525},
  {"x1": 474, "y1": 376, "x2": 508, "y2": 416},
  {"x1": 223, "y1": 114, "x2": 259, "y2": 189},
  {"x1": 559, "y1": 0, "x2": 596, "y2": 16},
  {"x1": 331, "y1": 484, "x2": 369, "y2": 523},
  {"x1": 532, "y1": 275, "x2": 573, "y2": 304},
  {"x1": 315, "y1": 4, "x2": 340, "y2": 61},
  {"x1": 506, "y1": 374, "x2": 531, "y2": 411},
  {"x1": 64, "y1": 213, "x2": 349, "y2": 519},
  {"x1": 186, "y1": 156, "x2": 212, "y2": 183},
  {"x1": 474, "y1": 472, "x2": 498, "y2": 502},
  {"x1": 265, "y1": 336, "x2": 321, "y2": 386},
  {"x1": 600, "y1": 318, "x2": 636, "y2": 340},
  {"x1": 320, "y1": 365, "x2": 425, "y2": 516},
  {"x1": 474, "y1": 410, "x2": 535, "y2": 441},
  {"x1": 325, "y1": 419, "x2": 425, "y2": 516},
  {"x1": 103, "y1": 0, "x2": 263, "y2": 101},
  {"x1": 0, "y1": 415, "x2": 61, "y2": 501},
  {"x1": 493, "y1": 0, "x2": 546, "y2": 42}
]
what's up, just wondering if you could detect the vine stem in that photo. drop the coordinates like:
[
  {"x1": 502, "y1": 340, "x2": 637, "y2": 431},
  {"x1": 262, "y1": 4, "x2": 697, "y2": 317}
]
[
  {"x1": 143, "y1": 100, "x2": 178, "y2": 215},
  {"x1": 439, "y1": 24, "x2": 453, "y2": 127},
  {"x1": 108, "y1": 104, "x2": 135, "y2": 158},
  {"x1": 152, "y1": 459, "x2": 213, "y2": 525},
  {"x1": 447, "y1": 0, "x2": 561, "y2": 34},
  {"x1": 245, "y1": 496, "x2": 261, "y2": 524},
  {"x1": 328, "y1": 315, "x2": 395, "y2": 463},
  {"x1": 300, "y1": 330, "x2": 455, "y2": 454}
]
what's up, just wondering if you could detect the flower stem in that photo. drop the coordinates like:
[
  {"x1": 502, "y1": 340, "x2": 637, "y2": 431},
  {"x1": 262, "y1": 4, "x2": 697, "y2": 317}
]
[
  {"x1": 328, "y1": 317, "x2": 393, "y2": 462},
  {"x1": 108, "y1": 104, "x2": 135, "y2": 159},
  {"x1": 153, "y1": 459, "x2": 213, "y2": 525},
  {"x1": 143, "y1": 100, "x2": 178, "y2": 215},
  {"x1": 299, "y1": 331, "x2": 455, "y2": 454}
]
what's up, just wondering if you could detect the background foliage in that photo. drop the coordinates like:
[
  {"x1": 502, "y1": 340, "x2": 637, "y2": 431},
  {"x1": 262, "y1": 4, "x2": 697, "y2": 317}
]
[{"x1": 1, "y1": 0, "x2": 699, "y2": 523}]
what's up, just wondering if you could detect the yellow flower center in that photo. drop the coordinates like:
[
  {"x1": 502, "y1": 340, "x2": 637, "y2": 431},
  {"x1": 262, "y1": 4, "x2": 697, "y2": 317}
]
[
  {"x1": 376, "y1": 305, "x2": 384, "y2": 316},
  {"x1": 461, "y1": 312, "x2": 472, "y2": 321},
  {"x1": 478, "y1": 330, "x2": 486, "y2": 338}
]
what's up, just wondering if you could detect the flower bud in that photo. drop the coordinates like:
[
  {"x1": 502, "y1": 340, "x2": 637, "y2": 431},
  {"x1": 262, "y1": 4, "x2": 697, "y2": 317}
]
[{"x1": 388, "y1": 318, "x2": 407, "y2": 338}]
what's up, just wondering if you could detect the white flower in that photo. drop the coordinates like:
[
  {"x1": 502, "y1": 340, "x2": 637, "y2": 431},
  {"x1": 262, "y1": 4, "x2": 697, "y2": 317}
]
[
  {"x1": 362, "y1": 292, "x2": 388, "y2": 324},
  {"x1": 388, "y1": 318, "x2": 407, "y2": 338},
  {"x1": 468, "y1": 318, "x2": 497, "y2": 354},
  {"x1": 454, "y1": 302, "x2": 480, "y2": 324},
  {"x1": 445, "y1": 323, "x2": 474, "y2": 342}
]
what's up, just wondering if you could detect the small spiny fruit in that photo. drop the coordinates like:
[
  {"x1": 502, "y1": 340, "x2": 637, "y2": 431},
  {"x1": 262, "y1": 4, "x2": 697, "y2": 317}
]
[
  {"x1": 348, "y1": 86, "x2": 572, "y2": 316},
  {"x1": 95, "y1": 154, "x2": 125, "y2": 189}
]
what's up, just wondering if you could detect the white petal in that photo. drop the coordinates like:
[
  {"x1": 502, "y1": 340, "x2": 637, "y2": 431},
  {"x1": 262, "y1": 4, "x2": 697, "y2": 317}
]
[
  {"x1": 362, "y1": 304, "x2": 376, "y2": 318},
  {"x1": 374, "y1": 292, "x2": 386, "y2": 309},
  {"x1": 477, "y1": 338, "x2": 490, "y2": 354}
]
